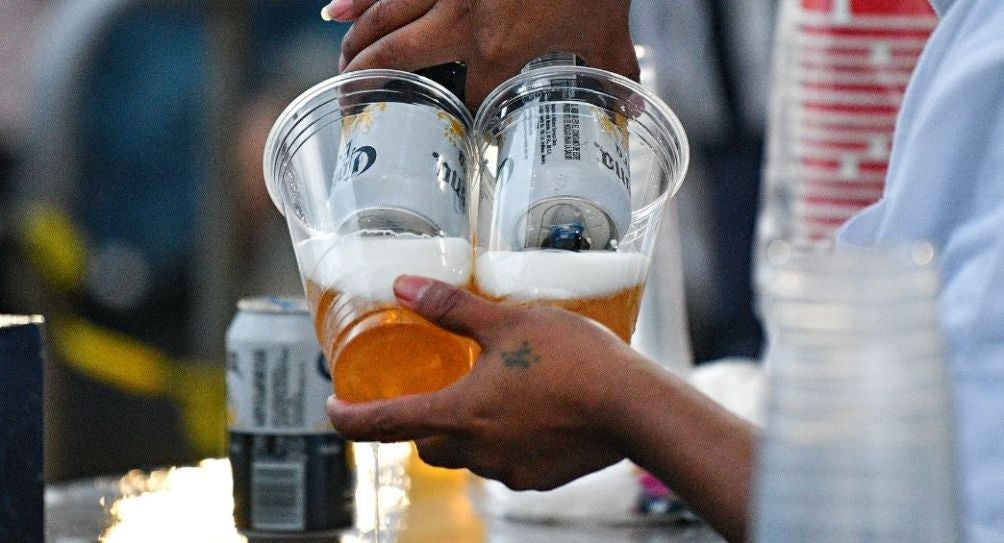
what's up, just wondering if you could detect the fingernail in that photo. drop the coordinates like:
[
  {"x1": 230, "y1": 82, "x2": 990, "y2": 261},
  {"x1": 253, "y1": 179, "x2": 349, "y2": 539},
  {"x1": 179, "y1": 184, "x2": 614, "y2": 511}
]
[
  {"x1": 320, "y1": 0, "x2": 351, "y2": 22},
  {"x1": 338, "y1": 52, "x2": 347, "y2": 72},
  {"x1": 320, "y1": 4, "x2": 334, "y2": 21},
  {"x1": 394, "y1": 275, "x2": 433, "y2": 307},
  {"x1": 326, "y1": 395, "x2": 341, "y2": 412}
]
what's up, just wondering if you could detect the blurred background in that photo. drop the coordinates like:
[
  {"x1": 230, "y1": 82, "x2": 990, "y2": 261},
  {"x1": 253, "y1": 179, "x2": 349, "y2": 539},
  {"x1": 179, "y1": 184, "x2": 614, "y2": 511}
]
[
  {"x1": 632, "y1": 1, "x2": 774, "y2": 366},
  {"x1": 0, "y1": 0, "x2": 772, "y2": 481},
  {"x1": 1, "y1": 0, "x2": 348, "y2": 480}
]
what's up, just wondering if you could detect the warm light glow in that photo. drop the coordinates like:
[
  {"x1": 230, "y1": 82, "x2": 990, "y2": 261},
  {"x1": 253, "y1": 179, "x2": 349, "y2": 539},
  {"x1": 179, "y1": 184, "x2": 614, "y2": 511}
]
[
  {"x1": 100, "y1": 459, "x2": 246, "y2": 543},
  {"x1": 97, "y1": 447, "x2": 418, "y2": 542},
  {"x1": 346, "y1": 441, "x2": 414, "y2": 542},
  {"x1": 635, "y1": 45, "x2": 657, "y2": 91}
]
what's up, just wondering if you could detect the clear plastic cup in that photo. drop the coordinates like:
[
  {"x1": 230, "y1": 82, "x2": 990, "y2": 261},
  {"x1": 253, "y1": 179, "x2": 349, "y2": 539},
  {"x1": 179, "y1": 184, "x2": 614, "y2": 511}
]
[
  {"x1": 752, "y1": 244, "x2": 963, "y2": 542},
  {"x1": 263, "y1": 70, "x2": 479, "y2": 403},
  {"x1": 472, "y1": 57, "x2": 689, "y2": 342}
]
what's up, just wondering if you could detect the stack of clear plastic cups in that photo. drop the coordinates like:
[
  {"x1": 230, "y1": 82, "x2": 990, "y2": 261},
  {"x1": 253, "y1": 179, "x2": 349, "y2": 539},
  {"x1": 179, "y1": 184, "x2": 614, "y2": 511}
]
[
  {"x1": 758, "y1": 0, "x2": 937, "y2": 250},
  {"x1": 752, "y1": 241, "x2": 962, "y2": 542}
]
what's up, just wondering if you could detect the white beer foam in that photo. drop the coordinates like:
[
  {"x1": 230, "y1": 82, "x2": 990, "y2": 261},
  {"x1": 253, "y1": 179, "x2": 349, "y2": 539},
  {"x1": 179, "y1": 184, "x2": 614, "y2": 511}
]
[
  {"x1": 475, "y1": 250, "x2": 649, "y2": 300},
  {"x1": 296, "y1": 235, "x2": 473, "y2": 302}
]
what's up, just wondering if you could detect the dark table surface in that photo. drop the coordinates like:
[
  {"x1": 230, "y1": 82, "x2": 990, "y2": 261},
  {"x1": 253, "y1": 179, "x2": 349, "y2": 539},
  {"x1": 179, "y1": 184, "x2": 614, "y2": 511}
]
[{"x1": 45, "y1": 451, "x2": 725, "y2": 543}]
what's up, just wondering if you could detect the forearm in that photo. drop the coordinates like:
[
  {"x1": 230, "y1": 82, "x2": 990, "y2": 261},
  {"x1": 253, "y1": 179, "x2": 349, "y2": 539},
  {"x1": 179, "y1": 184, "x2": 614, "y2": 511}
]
[{"x1": 608, "y1": 358, "x2": 757, "y2": 543}]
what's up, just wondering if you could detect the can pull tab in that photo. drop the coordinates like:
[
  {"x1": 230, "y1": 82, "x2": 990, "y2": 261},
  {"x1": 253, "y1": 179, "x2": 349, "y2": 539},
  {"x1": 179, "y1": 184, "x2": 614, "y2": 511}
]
[{"x1": 542, "y1": 224, "x2": 590, "y2": 251}]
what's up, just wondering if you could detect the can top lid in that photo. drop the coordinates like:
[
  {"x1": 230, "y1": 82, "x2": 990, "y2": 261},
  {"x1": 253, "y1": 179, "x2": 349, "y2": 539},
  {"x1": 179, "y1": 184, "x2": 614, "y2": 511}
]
[{"x1": 236, "y1": 296, "x2": 309, "y2": 315}]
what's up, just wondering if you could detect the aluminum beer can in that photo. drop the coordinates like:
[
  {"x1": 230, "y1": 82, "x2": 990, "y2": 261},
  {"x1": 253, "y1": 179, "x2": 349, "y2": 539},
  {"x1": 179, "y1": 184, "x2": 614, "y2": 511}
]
[
  {"x1": 492, "y1": 57, "x2": 632, "y2": 251},
  {"x1": 226, "y1": 297, "x2": 354, "y2": 534},
  {"x1": 326, "y1": 98, "x2": 470, "y2": 238}
]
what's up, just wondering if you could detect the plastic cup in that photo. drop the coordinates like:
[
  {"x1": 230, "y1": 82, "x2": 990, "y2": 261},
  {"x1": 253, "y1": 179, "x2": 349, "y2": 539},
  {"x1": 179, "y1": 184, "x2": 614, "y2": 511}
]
[
  {"x1": 263, "y1": 70, "x2": 479, "y2": 402},
  {"x1": 472, "y1": 58, "x2": 689, "y2": 342},
  {"x1": 752, "y1": 243, "x2": 963, "y2": 542}
]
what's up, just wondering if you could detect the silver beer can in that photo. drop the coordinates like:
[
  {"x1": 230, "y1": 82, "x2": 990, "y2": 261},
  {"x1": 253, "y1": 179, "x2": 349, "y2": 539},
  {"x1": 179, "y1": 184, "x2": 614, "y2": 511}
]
[
  {"x1": 327, "y1": 100, "x2": 471, "y2": 238},
  {"x1": 492, "y1": 57, "x2": 632, "y2": 251},
  {"x1": 226, "y1": 297, "x2": 354, "y2": 535}
]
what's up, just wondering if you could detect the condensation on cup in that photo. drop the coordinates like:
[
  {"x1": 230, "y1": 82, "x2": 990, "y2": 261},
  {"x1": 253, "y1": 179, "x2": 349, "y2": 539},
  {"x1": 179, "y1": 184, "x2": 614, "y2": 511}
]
[
  {"x1": 474, "y1": 53, "x2": 689, "y2": 342},
  {"x1": 264, "y1": 70, "x2": 478, "y2": 403}
]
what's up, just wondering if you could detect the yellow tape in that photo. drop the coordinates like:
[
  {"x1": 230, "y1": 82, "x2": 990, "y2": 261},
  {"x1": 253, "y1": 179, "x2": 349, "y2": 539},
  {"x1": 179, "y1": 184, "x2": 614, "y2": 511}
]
[
  {"x1": 22, "y1": 204, "x2": 227, "y2": 458},
  {"x1": 23, "y1": 204, "x2": 86, "y2": 293},
  {"x1": 54, "y1": 315, "x2": 226, "y2": 457},
  {"x1": 55, "y1": 315, "x2": 175, "y2": 396},
  {"x1": 171, "y1": 361, "x2": 227, "y2": 458}
]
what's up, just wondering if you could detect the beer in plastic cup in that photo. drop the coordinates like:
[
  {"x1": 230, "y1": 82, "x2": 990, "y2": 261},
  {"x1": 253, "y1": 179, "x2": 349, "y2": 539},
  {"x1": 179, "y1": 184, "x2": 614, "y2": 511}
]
[
  {"x1": 264, "y1": 70, "x2": 477, "y2": 402},
  {"x1": 472, "y1": 55, "x2": 689, "y2": 340}
]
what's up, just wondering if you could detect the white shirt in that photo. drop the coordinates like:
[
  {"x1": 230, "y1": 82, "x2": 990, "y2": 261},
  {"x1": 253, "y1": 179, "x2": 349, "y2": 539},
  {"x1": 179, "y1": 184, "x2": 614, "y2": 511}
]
[{"x1": 838, "y1": 0, "x2": 1004, "y2": 539}]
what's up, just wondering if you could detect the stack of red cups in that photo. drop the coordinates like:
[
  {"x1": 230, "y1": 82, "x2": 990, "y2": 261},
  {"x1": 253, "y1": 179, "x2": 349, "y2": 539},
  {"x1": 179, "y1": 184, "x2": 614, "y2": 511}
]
[{"x1": 760, "y1": 0, "x2": 938, "y2": 247}]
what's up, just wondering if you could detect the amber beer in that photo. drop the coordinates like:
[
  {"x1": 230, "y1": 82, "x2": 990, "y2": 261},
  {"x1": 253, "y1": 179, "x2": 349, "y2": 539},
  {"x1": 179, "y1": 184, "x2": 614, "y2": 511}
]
[
  {"x1": 474, "y1": 249, "x2": 649, "y2": 342},
  {"x1": 297, "y1": 235, "x2": 478, "y2": 403}
]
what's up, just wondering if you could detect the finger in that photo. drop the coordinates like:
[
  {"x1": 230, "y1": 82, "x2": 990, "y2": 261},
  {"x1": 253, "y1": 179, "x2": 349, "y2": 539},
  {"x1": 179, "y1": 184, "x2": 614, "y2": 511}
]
[
  {"x1": 413, "y1": 436, "x2": 468, "y2": 469},
  {"x1": 416, "y1": 439, "x2": 508, "y2": 483},
  {"x1": 463, "y1": 57, "x2": 529, "y2": 111},
  {"x1": 393, "y1": 276, "x2": 518, "y2": 345},
  {"x1": 341, "y1": 19, "x2": 463, "y2": 74},
  {"x1": 340, "y1": 0, "x2": 436, "y2": 69},
  {"x1": 326, "y1": 392, "x2": 460, "y2": 442},
  {"x1": 321, "y1": 0, "x2": 376, "y2": 22},
  {"x1": 586, "y1": 44, "x2": 640, "y2": 83}
]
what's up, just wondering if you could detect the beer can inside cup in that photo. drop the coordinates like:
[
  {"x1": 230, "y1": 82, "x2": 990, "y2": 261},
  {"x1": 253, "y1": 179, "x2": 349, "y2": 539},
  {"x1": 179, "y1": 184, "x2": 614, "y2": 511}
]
[
  {"x1": 475, "y1": 65, "x2": 688, "y2": 254},
  {"x1": 263, "y1": 71, "x2": 479, "y2": 402},
  {"x1": 263, "y1": 70, "x2": 474, "y2": 238},
  {"x1": 472, "y1": 64, "x2": 688, "y2": 341}
]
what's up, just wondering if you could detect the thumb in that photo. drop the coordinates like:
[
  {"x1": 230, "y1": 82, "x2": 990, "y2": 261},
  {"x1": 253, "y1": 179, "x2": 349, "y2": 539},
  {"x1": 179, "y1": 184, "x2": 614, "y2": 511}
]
[
  {"x1": 393, "y1": 275, "x2": 514, "y2": 344},
  {"x1": 327, "y1": 392, "x2": 460, "y2": 442}
]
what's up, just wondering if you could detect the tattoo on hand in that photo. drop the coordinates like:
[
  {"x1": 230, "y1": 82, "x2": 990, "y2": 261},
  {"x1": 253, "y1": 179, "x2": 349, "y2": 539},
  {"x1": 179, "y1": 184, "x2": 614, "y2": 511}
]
[{"x1": 501, "y1": 341, "x2": 541, "y2": 369}]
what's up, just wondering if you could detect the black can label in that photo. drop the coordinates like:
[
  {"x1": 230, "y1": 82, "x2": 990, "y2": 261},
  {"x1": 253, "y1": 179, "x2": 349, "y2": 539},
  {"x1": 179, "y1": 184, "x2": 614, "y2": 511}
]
[{"x1": 230, "y1": 432, "x2": 354, "y2": 532}]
